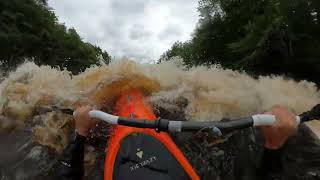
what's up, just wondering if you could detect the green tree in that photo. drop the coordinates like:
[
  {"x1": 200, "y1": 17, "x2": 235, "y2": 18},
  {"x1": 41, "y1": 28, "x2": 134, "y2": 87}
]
[
  {"x1": 161, "y1": 0, "x2": 320, "y2": 84},
  {"x1": 0, "y1": 0, "x2": 111, "y2": 74}
]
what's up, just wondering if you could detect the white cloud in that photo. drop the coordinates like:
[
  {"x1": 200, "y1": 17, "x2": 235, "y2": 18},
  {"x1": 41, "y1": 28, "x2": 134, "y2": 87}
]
[{"x1": 48, "y1": 0, "x2": 198, "y2": 63}]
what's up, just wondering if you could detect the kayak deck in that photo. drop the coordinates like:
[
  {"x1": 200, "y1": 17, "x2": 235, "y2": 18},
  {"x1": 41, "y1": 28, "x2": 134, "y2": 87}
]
[{"x1": 104, "y1": 88, "x2": 199, "y2": 180}]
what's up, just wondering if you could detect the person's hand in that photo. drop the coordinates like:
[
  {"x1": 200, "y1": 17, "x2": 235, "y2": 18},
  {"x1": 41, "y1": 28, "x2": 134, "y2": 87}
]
[
  {"x1": 73, "y1": 105, "x2": 98, "y2": 137},
  {"x1": 260, "y1": 105, "x2": 298, "y2": 150}
]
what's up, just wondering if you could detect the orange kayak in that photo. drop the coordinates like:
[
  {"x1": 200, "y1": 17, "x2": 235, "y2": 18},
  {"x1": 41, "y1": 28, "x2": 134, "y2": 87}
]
[{"x1": 104, "y1": 88, "x2": 199, "y2": 180}]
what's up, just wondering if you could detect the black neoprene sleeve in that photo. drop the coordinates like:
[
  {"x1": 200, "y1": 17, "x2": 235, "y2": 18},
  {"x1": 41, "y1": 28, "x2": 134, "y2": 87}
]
[{"x1": 57, "y1": 131, "x2": 86, "y2": 180}]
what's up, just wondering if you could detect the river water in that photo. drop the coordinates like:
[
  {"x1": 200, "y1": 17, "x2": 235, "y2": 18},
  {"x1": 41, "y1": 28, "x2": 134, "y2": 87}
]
[{"x1": 0, "y1": 58, "x2": 319, "y2": 179}]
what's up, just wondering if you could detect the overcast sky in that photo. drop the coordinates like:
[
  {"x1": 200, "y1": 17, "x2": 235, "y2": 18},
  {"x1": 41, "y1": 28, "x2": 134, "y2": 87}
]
[{"x1": 47, "y1": 0, "x2": 199, "y2": 63}]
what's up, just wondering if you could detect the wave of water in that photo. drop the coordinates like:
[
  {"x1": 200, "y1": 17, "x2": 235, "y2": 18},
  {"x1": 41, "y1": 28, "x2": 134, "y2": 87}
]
[{"x1": 0, "y1": 58, "x2": 319, "y2": 179}]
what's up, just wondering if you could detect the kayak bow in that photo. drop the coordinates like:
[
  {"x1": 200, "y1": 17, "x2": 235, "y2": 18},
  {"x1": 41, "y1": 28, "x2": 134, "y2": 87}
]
[{"x1": 104, "y1": 88, "x2": 199, "y2": 180}]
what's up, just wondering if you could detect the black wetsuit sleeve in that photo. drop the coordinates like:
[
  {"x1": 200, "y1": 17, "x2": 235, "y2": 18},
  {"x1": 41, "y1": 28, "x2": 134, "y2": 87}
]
[
  {"x1": 57, "y1": 132, "x2": 86, "y2": 180},
  {"x1": 259, "y1": 148, "x2": 284, "y2": 179}
]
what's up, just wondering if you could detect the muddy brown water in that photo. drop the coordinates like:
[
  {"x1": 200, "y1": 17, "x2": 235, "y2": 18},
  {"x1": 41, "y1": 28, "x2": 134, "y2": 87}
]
[
  {"x1": 0, "y1": 58, "x2": 319, "y2": 179},
  {"x1": 307, "y1": 121, "x2": 320, "y2": 138}
]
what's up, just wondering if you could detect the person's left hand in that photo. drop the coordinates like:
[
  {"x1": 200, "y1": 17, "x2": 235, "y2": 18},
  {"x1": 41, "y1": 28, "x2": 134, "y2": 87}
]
[
  {"x1": 260, "y1": 105, "x2": 298, "y2": 150},
  {"x1": 73, "y1": 105, "x2": 99, "y2": 137}
]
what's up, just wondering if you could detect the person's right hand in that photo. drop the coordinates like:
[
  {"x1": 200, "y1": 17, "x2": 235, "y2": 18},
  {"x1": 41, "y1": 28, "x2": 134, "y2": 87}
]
[
  {"x1": 260, "y1": 105, "x2": 298, "y2": 149},
  {"x1": 73, "y1": 105, "x2": 98, "y2": 137}
]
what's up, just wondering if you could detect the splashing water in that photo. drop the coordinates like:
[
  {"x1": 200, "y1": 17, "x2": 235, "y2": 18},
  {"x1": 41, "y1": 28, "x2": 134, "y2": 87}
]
[{"x1": 0, "y1": 57, "x2": 319, "y2": 179}]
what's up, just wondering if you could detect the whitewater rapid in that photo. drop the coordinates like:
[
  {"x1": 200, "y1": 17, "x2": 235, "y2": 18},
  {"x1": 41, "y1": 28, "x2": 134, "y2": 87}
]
[{"x1": 0, "y1": 57, "x2": 319, "y2": 178}]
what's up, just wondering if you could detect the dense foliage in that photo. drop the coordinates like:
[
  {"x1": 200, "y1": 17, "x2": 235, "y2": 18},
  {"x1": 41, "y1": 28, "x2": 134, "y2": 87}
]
[
  {"x1": 0, "y1": 0, "x2": 111, "y2": 74},
  {"x1": 161, "y1": 0, "x2": 320, "y2": 84}
]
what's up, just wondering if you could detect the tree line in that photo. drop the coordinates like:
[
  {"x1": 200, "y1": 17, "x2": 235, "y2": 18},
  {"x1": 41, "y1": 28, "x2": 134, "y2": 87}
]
[
  {"x1": 161, "y1": 0, "x2": 320, "y2": 84},
  {"x1": 0, "y1": 0, "x2": 111, "y2": 74}
]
